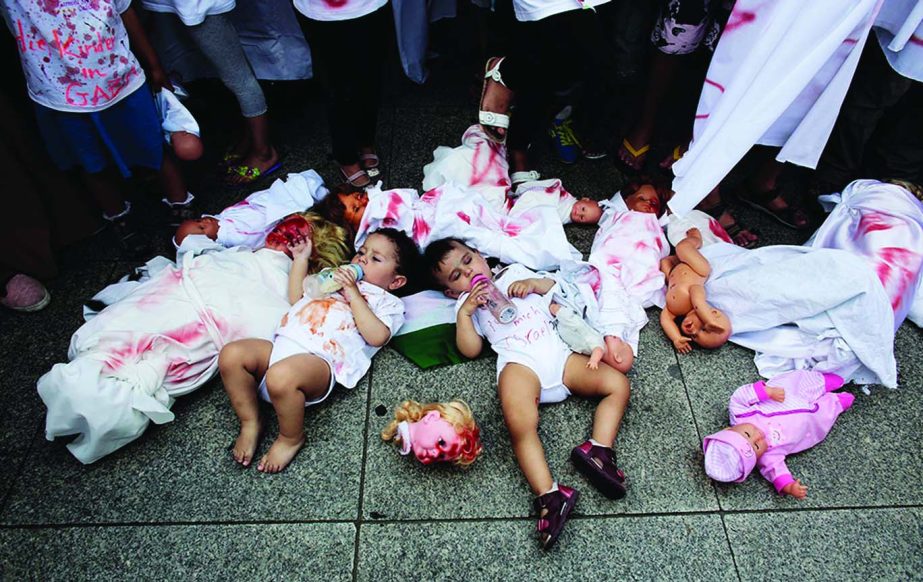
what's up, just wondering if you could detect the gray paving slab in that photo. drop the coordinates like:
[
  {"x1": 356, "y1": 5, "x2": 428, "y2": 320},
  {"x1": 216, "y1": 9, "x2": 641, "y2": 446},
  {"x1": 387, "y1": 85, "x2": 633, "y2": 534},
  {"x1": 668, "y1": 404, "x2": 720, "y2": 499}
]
[
  {"x1": 356, "y1": 514, "x2": 737, "y2": 581},
  {"x1": 725, "y1": 507, "x2": 923, "y2": 580},
  {"x1": 388, "y1": 107, "x2": 480, "y2": 192},
  {"x1": 679, "y1": 321, "x2": 923, "y2": 510},
  {"x1": 0, "y1": 522, "x2": 356, "y2": 580},
  {"x1": 362, "y1": 316, "x2": 718, "y2": 520},
  {"x1": 2, "y1": 374, "x2": 369, "y2": 525}
]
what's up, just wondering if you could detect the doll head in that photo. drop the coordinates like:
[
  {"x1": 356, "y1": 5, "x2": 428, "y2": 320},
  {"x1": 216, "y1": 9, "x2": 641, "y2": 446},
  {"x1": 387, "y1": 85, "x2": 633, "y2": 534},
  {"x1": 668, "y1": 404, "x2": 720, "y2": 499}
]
[
  {"x1": 680, "y1": 308, "x2": 732, "y2": 349},
  {"x1": 316, "y1": 185, "x2": 369, "y2": 235},
  {"x1": 265, "y1": 212, "x2": 350, "y2": 272},
  {"x1": 171, "y1": 131, "x2": 204, "y2": 161},
  {"x1": 174, "y1": 216, "x2": 219, "y2": 245},
  {"x1": 570, "y1": 198, "x2": 603, "y2": 224},
  {"x1": 703, "y1": 423, "x2": 766, "y2": 482},
  {"x1": 424, "y1": 238, "x2": 491, "y2": 298},
  {"x1": 381, "y1": 400, "x2": 483, "y2": 466},
  {"x1": 621, "y1": 176, "x2": 669, "y2": 216},
  {"x1": 351, "y1": 228, "x2": 418, "y2": 295}
]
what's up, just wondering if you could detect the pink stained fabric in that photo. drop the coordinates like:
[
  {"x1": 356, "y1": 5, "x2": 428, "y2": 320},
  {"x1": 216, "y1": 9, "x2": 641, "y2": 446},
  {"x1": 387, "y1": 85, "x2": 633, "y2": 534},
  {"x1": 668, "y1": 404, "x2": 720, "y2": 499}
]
[{"x1": 807, "y1": 179, "x2": 923, "y2": 329}]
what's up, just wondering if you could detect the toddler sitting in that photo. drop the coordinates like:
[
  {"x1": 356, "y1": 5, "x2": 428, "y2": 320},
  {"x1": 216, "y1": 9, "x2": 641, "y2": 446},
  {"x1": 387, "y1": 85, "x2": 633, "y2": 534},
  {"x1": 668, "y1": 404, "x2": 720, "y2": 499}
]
[
  {"x1": 659, "y1": 228, "x2": 731, "y2": 353},
  {"x1": 174, "y1": 170, "x2": 326, "y2": 249},
  {"x1": 426, "y1": 238, "x2": 631, "y2": 550},
  {"x1": 218, "y1": 227, "x2": 417, "y2": 473},
  {"x1": 703, "y1": 370, "x2": 854, "y2": 499}
]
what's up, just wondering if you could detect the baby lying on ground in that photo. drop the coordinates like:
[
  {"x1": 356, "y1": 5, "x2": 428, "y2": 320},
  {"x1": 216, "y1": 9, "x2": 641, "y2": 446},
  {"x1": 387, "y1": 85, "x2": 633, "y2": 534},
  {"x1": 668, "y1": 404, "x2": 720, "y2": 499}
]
[
  {"x1": 174, "y1": 170, "x2": 326, "y2": 249},
  {"x1": 704, "y1": 370, "x2": 853, "y2": 499},
  {"x1": 219, "y1": 228, "x2": 416, "y2": 473},
  {"x1": 659, "y1": 228, "x2": 731, "y2": 353}
]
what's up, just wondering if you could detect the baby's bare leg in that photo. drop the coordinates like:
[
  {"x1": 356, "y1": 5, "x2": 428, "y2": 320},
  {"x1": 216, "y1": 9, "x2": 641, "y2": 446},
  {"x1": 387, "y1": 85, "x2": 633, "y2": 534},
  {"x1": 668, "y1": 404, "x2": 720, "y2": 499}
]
[
  {"x1": 218, "y1": 339, "x2": 273, "y2": 466},
  {"x1": 601, "y1": 336, "x2": 634, "y2": 373},
  {"x1": 564, "y1": 354, "x2": 630, "y2": 446},
  {"x1": 498, "y1": 363, "x2": 552, "y2": 495},
  {"x1": 258, "y1": 353, "x2": 331, "y2": 473}
]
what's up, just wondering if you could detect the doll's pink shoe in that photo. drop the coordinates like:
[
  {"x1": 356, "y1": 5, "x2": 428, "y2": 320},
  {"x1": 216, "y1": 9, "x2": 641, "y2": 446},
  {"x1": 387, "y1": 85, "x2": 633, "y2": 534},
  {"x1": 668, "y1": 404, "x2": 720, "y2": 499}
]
[
  {"x1": 534, "y1": 484, "x2": 579, "y2": 550},
  {"x1": 571, "y1": 440, "x2": 627, "y2": 500},
  {"x1": 1, "y1": 274, "x2": 51, "y2": 312}
]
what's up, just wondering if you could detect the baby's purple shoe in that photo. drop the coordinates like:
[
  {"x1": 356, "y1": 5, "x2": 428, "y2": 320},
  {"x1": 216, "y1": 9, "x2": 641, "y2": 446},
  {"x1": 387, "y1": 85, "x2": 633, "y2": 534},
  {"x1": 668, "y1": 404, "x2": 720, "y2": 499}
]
[
  {"x1": 571, "y1": 440, "x2": 627, "y2": 500},
  {"x1": 534, "y1": 484, "x2": 579, "y2": 550}
]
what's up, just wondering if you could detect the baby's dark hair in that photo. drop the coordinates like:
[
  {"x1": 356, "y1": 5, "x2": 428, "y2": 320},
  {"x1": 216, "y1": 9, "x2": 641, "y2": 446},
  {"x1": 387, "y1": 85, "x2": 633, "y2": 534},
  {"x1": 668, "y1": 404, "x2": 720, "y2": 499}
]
[
  {"x1": 368, "y1": 227, "x2": 419, "y2": 297},
  {"x1": 622, "y1": 174, "x2": 672, "y2": 215},
  {"x1": 423, "y1": 237, "x2": 473, "y2": 290}
]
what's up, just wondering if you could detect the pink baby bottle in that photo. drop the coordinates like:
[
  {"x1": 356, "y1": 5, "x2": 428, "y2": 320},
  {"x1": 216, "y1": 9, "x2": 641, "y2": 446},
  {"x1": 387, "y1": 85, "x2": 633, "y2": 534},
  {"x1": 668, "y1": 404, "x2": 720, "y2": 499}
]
[{"x1": 471, "y1": 274, "x2": 517, "y2": 324}]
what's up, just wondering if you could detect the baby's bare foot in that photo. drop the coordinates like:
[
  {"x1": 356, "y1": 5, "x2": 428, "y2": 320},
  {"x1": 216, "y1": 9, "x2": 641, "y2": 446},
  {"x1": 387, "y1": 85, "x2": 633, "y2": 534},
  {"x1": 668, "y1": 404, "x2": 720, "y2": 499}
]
[
  {"x1": 257, "y1": 434, "x2": 306, "y2": 474},
  {"x1": 232, "y1": 420, "x2": 263, "y2": 467},
  {"x1": 603, "y1": 336, "x2": 634, "y2": 373}
]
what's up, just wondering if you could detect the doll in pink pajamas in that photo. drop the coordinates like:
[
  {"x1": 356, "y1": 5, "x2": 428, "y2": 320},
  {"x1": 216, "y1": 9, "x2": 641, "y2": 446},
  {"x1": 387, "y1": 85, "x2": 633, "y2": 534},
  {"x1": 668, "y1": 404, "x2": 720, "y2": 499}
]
[{"x1": 703, "y1": 369, "x2": 854, "y2": 499}]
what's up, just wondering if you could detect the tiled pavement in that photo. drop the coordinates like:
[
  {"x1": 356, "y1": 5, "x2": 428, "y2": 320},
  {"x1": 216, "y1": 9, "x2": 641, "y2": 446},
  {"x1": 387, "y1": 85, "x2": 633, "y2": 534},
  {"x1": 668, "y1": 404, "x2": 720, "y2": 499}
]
[{"x1": 1, "y1": 58, "x2": 921, "y2": 581}]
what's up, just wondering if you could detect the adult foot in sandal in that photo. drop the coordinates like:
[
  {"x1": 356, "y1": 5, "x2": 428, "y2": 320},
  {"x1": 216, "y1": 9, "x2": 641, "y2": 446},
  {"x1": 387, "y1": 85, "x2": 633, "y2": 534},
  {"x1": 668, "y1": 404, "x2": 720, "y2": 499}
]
[
  {"x1": 358, "y1": 147, "x2": 381, "y2": 179},
  {"x1": 700, "y1": 198, "x2": 759, "y2": 248},
  {"x1": 617, "y1": 137, "x2": 650, "y2": 172},
  {"x1": 659, "y1": 143, "x2": 687, "y2": 170},
  {"x1": 341, "y1": 163, "x2": 372, "y2": 189},
  {"x1": 740, "y1": 186, "x2": 812, "y2": 230},
  {"x1": 226, "y1": 147, "x2": 281, "y2": 185},
  {"x1": 479, "y1": 57, "x2": 513, "y2": 143}
]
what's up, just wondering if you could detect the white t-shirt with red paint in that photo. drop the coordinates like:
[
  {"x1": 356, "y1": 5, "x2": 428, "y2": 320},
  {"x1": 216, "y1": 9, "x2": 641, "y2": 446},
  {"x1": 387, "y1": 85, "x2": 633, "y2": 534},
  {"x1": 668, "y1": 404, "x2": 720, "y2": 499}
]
[
  {"x1": 141, "y1": 0, "x2": 236, "y2": 26},
  {"x1": 293, "y1": 0, "x2": 387, "y2": 22},
  {"x1": 274, "y1": 281, "x2": 404, "y2": 388},
  {"x1": 2, "y1": 0, "x2": 146, "y2": 112},
  {"x1": 512, "y1": 0, "x2": 610, "y2": 22}
]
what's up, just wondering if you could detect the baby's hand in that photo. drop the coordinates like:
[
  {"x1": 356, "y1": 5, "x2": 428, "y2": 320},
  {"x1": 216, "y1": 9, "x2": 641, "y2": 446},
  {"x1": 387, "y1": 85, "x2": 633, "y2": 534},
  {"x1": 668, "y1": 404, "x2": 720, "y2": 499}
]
[
  {"x1": 288, "y1": 237, "x2": 313, "y2": 262},
  {"x1": 459, "y1": 281, "x2": 488, "y2": 317},
  {"x1": 333, "y1": 265, "x2": 361, "y2": 302},
  {"x1": 507, "y1": 279, "x2": 536, "y2": 298},
  {"x1": 782, "y1": 479, "x2": 808, "y2": 499},
  {"x1": 673, "y1": 336, "x2": 693, "y2": 354},
  {"x1": 765, "y1": 386, "x2": 786, "y2": 402}
]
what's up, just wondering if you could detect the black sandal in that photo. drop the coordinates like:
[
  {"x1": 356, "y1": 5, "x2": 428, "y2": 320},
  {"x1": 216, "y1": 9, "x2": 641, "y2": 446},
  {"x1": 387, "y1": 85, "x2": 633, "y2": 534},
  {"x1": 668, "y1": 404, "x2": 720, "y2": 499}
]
[
  {"x1": 700, "y1": 201, "x2": 760, "y2": 249},
  {"x1": 738, "y1": 186, "x2": 811, "y2": 230}
]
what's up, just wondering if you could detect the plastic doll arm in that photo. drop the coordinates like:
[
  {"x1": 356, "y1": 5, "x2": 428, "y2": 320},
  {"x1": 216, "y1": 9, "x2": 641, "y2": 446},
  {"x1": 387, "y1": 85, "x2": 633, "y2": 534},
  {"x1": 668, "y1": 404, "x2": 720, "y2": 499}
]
[
  {"x1": 675, "y1": 234, "x2": 711, "y2": 278},
  {"x1": 688, "y1": 286, "x2": 725, "y2": 332},
  {"x1": 120, "y1": 7, "x2": 172, "y2": 91},
  {"x1": 660, "y1": 308, "x2": 692, "y2": 354},
  {"x1": 781, "y1": 479, "x2": 808, "y2": 499},
  {"x1": 758, "y1": 453, "x2": 797, "y2": 494}
]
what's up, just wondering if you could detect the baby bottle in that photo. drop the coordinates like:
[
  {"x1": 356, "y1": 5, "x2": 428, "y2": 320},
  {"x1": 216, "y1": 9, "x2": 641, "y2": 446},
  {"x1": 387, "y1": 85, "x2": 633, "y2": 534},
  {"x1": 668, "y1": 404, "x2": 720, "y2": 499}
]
[
  {"x1": 304, "y1": 264, "x2": 364, "y2": 299},
  {"x1": 471, "y1": 274, "x2": 517, "y2": 324}
]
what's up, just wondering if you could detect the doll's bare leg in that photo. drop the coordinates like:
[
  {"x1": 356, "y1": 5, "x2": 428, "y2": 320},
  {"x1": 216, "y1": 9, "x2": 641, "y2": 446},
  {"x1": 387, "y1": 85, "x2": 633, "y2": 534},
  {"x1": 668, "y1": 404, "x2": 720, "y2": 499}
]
[
  {"x1": 498, "y1": 363, "x2": 553, "y2": 495},
  {"x1": 601, "y1": 335, "x2": 634, "y2": 373},
  {"x1": 564, "y1": 354, "x2": 630, "y2": 447},
  {"x1": 219, "y1": 339, "x2": 273, "y2": 466},
  {"x1": 258, "y1": 354, "x2": 331, "y2": 473}
]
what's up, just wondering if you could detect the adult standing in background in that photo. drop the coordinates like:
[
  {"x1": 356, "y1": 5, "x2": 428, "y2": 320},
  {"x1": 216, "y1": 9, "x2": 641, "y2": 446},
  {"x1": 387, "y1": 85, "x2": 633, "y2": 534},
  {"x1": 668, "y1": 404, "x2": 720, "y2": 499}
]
[
  {"x1": 294, "y1": 0, "x2": 390, "y2": 190},
  {"x1": 143, "y1": 0, "x2": 280, "y2": 185}
]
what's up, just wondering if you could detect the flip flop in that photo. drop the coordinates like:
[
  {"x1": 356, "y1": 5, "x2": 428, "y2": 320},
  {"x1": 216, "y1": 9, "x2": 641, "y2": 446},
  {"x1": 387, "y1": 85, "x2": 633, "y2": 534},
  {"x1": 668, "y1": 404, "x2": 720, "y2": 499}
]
[
  {"x1": 738, "y1": 187, "x2": 812, "y2": 230},
  {"x1": 478, "y1": 57, "x2": 511, "y2": 144},
  {"x1": 617, "y1": 138, "x2": 650, "y2": 172},
  {"x1": 225, "y1": 159, "x2": 283, "y2": 185}
]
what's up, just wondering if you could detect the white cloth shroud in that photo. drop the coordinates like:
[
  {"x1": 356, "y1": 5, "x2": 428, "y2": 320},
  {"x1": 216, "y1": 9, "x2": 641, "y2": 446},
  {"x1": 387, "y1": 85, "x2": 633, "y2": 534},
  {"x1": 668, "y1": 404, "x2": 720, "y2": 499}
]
[
  {"x1": 38, "y1": 247, "x2": 293, "y2": 463},
  {"x1": 355, "y1": 182, "x2": 581, "y2": 272},
  {"x1": 805, "y1": 179, "x2": 923, "y2": 328},
  {"x1": 155, "y1": 88, "x2": 200, "y2": 145},
  {"x1": 669, "y1": 0, "x2": 883, "y2": 216},
  {"x1": 701, "y1": 243, "x2": 897, "y2": 388},
  {"x1": 874, "y1": 0, "x2": 923, "y2": 82}
]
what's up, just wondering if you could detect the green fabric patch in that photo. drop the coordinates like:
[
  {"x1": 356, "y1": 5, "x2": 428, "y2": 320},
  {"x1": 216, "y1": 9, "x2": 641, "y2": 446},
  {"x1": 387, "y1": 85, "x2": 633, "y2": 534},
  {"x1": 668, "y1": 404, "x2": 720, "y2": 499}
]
[{"x1": 389, "y1": 323, "x2": 465, "y2": 369}]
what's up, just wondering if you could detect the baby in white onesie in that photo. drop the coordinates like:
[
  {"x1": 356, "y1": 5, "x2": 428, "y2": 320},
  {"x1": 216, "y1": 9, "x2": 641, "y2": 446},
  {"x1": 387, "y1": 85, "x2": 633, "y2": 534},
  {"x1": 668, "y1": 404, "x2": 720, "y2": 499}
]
[
  {"x1": 426, "y1": 237, "x2": 632, "y2": 547},
  {"x1": 218, "y1": 228, "x2": 416, "y2": 474}
]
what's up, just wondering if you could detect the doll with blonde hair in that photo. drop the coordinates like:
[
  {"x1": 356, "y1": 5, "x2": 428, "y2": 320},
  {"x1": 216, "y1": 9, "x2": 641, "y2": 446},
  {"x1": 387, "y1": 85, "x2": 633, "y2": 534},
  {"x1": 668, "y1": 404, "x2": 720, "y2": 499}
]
[{"x1": 381, "y1": 399, "x2": 483, "y2": 467}]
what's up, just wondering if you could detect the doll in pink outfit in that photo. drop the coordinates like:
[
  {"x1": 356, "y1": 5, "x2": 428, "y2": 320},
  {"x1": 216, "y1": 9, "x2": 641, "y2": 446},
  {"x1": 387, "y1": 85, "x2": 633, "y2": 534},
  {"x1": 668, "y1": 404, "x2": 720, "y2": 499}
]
[{"x1": 703, "y1": 369, "x2": 855, "y2": 499}]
